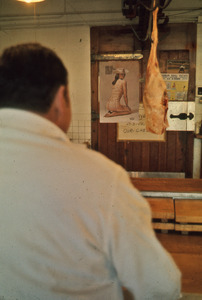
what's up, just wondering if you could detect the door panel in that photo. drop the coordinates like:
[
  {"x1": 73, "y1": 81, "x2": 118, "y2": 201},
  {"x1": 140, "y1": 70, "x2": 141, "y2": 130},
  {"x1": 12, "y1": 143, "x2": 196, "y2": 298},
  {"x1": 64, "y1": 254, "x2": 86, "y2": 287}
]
[{"x1": 91, "y1": 25, "x2": 196, "y2": 178}]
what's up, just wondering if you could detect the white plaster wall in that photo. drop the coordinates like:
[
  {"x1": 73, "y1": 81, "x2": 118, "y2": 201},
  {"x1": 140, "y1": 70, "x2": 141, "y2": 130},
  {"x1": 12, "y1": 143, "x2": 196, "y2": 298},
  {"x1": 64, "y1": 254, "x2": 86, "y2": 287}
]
[
  {"x1": 0, "y1": 26, "x2": 91, "y2": 144},
  {"x1": 193, "y1": 18, "x2": 202, "y2": 178}
]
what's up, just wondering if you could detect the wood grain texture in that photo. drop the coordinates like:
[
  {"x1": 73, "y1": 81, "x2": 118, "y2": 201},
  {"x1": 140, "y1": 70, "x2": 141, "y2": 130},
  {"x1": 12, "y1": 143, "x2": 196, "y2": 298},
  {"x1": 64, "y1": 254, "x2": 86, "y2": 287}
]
[
  {"x1": 175, "y1": 200, "x2": 202, "y2": 223},
  {"x1": 146, "y1": 197, "x2": 174, "y2": 219},
  {"x1": 156, "y1": 232, "x2": 202, "y2": 293},
  {"x1": 175, "y1": 224, "x2": 202, "y2": 232},
  {"x1": 131, "y1": 178, "x2": 202, "y2": 192},
  {"x1": 152, "y1": 222, "x2": 174, "y2": 230}
]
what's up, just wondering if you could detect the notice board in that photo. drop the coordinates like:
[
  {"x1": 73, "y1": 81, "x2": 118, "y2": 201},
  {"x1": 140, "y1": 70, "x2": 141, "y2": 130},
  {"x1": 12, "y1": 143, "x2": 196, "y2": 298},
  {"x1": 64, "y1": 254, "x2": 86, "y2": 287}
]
[{"x1": 117, "y1": 104, "x2": 166, "y2": 142}]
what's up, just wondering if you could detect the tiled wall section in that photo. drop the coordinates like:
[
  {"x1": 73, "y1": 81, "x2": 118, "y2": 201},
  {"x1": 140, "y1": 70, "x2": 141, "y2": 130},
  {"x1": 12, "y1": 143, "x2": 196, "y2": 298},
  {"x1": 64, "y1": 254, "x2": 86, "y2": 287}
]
[{"x1": 67, "y1": 113, "x2": 91, "y2": 146}]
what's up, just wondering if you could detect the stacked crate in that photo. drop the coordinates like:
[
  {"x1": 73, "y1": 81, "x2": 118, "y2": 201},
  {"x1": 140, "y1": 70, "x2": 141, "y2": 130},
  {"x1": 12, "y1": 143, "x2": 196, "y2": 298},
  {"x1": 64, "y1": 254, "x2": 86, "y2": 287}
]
[
  {"x1": 175, "y1": 199, "x2": 202, "y2": 232},
  {"x1": 147, "y1": 197, "x2": 175, "y2": 231},
  {"x1": 131, "y1": 178, "x2": 202, "y2": 233}
]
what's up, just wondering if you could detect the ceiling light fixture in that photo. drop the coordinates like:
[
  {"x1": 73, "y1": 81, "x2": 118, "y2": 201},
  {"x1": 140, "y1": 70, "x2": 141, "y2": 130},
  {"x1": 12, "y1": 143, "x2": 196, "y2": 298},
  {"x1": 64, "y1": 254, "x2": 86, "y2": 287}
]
[{"x1": 17, "y1": 0, "x2": 45, "y2": 3}]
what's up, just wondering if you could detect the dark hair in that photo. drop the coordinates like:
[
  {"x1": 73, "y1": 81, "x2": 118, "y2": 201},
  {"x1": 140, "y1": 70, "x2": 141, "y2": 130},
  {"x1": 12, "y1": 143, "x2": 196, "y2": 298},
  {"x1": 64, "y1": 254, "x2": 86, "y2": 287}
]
[
  {"x1": 112, "y1": 73, "x2": 119, "y2": 85},
  {"x1": 0, "y1": 43, "x2": 68, "y2": 113}
]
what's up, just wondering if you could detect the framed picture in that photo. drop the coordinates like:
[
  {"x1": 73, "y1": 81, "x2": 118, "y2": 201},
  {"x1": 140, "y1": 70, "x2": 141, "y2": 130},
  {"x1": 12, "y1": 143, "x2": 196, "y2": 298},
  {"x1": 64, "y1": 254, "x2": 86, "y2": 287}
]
[
  {"x1": 117, "y1": 104, "x2": 166, "y2": 142},
  {"x1": 99, "y1": 60, "x2": 140, "y2": 123}
]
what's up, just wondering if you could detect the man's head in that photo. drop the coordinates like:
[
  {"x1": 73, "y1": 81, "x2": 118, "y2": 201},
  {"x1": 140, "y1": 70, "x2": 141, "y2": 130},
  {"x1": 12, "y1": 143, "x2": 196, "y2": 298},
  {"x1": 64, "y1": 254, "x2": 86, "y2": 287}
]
[{"x1": 0, "y1": 43, "x2": 71, "y2": 132}]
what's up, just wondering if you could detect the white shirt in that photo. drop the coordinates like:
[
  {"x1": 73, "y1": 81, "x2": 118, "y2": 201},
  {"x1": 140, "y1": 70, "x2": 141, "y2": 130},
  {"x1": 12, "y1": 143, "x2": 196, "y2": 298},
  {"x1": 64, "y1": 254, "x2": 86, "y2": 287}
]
[{"x1": 0, "y1": 108, "x2": 181, "y2": 300}]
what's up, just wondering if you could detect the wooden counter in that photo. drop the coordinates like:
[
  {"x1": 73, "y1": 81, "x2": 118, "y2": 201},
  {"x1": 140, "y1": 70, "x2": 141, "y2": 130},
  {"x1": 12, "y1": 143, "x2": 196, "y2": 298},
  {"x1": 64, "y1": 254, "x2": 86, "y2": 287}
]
[
  {"x1": 131, "y1": 178, "x2": 202, "y2": 232},
  {"x1": 131, "y1": 178, "x2": 202, "y2": 294},
  {"x1": 131, "y1": 178, "x2": 202, "y2": 193}
]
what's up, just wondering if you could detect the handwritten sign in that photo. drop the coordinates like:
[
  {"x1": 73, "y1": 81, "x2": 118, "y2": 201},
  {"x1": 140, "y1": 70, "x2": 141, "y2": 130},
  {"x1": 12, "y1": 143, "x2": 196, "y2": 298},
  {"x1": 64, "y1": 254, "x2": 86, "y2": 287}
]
[{"x1": 117, "y1": 104, "x2": 166, "y2": 142}]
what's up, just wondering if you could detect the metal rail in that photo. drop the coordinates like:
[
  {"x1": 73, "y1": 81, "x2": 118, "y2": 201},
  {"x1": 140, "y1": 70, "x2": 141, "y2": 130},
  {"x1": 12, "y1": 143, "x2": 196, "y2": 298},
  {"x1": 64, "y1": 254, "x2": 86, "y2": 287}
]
[{"x1": 141, "y1": 191, "x2": 202, "y2": 200}]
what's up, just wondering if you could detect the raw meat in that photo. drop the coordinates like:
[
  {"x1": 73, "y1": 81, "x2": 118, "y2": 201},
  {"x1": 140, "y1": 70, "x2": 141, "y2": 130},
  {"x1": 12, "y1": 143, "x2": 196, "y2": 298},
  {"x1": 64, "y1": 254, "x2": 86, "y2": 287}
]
[{"x1": 143, "y1": 5, "x2": 169, "y2": 135}]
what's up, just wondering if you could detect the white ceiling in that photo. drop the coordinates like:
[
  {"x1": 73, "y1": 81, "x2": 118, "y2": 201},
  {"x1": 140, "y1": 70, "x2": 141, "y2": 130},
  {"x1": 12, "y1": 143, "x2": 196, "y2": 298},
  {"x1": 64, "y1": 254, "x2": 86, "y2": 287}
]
[{"x1": 0, "y1": 0, "x2": 201, "y2": 30}]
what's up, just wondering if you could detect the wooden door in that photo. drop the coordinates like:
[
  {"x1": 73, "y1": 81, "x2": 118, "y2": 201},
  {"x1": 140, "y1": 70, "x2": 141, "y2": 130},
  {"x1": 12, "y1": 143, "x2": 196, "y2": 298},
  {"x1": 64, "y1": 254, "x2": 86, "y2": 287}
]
[{"x1": 91, "y1": 24, "x2": 196, "y2": 178}]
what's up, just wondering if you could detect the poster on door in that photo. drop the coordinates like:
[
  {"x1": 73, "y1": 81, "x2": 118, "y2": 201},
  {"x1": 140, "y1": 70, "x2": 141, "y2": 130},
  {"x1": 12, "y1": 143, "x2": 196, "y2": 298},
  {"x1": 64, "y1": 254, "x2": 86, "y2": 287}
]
[
  {"x1": 99, "y1": 61, "x2": 140, "y2": 123},
  {"x1": 162, "y1": 73, "x2": 189, "y2": 101},
  {"x1": 117, "y1": 104, "x2": 166, "y2": 141}
]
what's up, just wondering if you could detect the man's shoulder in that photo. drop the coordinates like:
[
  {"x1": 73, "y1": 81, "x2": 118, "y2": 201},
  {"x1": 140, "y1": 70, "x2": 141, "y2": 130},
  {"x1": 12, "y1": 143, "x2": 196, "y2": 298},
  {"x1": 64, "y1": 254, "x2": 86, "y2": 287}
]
[{"x1": 68, "y1": 142, "x2": 124, "y2": 176}]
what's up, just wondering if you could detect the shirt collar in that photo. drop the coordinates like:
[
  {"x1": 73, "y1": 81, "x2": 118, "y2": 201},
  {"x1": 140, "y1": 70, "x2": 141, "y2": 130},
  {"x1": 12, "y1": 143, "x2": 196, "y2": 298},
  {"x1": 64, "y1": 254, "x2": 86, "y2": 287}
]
[{"x1": 0, "y1": 108, "x2": 69, "y2": 142}]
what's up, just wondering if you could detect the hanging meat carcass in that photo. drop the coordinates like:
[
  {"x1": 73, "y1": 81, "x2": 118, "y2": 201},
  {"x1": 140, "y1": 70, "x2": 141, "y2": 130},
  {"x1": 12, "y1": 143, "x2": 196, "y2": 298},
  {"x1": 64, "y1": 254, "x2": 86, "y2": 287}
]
[{"x1": 143, "y1": 3, "x2": 169, "y2": 135}]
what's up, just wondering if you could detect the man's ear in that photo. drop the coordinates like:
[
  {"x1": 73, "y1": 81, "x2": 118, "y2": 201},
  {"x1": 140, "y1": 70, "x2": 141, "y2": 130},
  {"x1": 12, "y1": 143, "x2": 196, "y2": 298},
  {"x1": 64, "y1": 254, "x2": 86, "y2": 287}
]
[
  {"x1": 45, "y1": 86, "x2": 64, "y2": 122},
  {"x1": 52, "y1": 85, "x2": 66, "y2": 118},
  {"x1": 44, "y1": 85, "x2": 71, "y2": 132}
]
